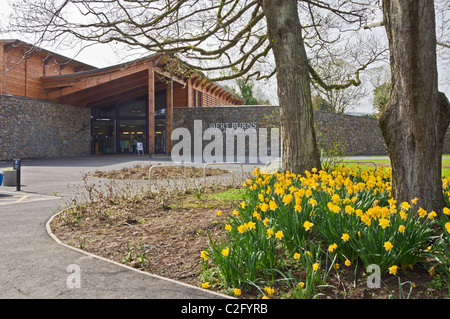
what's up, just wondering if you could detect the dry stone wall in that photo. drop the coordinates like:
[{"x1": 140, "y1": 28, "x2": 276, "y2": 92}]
[
  {"x1": 173, "y1": 105, "x2": 390, "y2": 163},
  {"x1": 0, "y1": 94, "x2": 91, "y2": 160}
]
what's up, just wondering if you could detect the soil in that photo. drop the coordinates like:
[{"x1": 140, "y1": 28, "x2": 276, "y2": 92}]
[
  {"x1": 51, "y1": 182, "x2": 241, "y2": 289},
  {"x1": 90, "y1": 163, "x2": 229, "y2": 181},
  {"x1": 50, "y1": 166, "x2": 450, "y2": 299}
]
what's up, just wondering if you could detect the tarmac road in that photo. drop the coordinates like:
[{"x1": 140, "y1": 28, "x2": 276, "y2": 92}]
[{"x1": 0, "y1": 156, "x2": 233, "y2": 299}]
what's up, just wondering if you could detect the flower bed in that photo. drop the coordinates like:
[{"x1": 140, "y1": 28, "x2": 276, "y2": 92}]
[{"x1": 201, "y1": 166, "x2": 450, "y2": 298}]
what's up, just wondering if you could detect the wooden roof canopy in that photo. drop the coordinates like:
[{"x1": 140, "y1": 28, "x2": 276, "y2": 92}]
[{"x1": 40, "y1": 52, "x2": 243, "y2": 107}]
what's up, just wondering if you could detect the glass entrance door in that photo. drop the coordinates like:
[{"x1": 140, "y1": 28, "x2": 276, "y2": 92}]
[
  {"x1": 118, "y1": 119, "x2": 147, "y2": 154},
  {"x1": 154, "y1": 90, "x2": 167, "y2": 154},
  {"x1": 92, "y1": 120, "x2": 116, "y2": 154},
  {"x1": 155, "y1": 118, "x2": 166, "y2": 154}
]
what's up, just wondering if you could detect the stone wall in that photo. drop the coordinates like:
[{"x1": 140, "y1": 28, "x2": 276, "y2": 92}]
[
  {"x1": 172, "y1": 105, "x2": 389, "y2": 163},
  {"x1": 0, "y1": 94, "x2": 91, "y2": 160}
]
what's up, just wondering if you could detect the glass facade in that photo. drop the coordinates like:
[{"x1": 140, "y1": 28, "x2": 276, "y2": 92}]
[
  {"x1": 91, "y1": 95, "x2": 149, "y2": 155},
  {"x1": 154, "y1": 90, "x2": 167, "y2": 154},
  {"x1": 91, "y1": 90, "x2": 168, "y2": 155}
]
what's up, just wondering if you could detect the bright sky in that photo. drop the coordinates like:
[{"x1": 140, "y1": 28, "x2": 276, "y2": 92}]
[{"x1": 1, "y1": 0, "x2": 449, "y2": 114}]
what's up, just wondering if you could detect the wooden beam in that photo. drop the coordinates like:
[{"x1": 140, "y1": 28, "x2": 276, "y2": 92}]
[
  {"x1": 154, "y1": 66, "x2": 186, "y2": 85},
  {"x1": 166, "y1": 80, "x2": 173, "y2": 154},
  {"x1": 58, "y1": 71, "x2": 147, "y2": 106},
  {"x1": 148, "y1": 67, "x2": 155, "y2": 155},
  {"x1": 45, "y1": 62, "x2": 150, "y2": 100},
  {"x1": 186, "y1": 77, "x2": 193, "y2": 107},
  {"x1": 0, "y1": 44, "x2": 5, "y2": 94},
  {"x1": 86, "y1": 85, "x2": 148, "y2": 108}
]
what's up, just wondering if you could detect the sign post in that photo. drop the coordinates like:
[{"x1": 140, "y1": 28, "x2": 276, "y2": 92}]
[
  {"x1": 137, "y1": 142, "x2": 144, "y2": 155},
  {"x1": 13, "y1": 159, "x2": 21, "y2": 191}
]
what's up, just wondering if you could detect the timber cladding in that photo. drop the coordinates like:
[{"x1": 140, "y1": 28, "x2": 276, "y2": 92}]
[
  {"x1": 0, "y1": 40, "x2": 95, "y2": 100},
  {"x1": 0, "y1": 94, "x2": 91, "y2": 160}
]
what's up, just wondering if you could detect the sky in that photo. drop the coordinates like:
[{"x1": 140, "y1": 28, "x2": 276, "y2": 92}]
[{"x1": 1, "y1": 0, "x2": 449, "y2": 115}]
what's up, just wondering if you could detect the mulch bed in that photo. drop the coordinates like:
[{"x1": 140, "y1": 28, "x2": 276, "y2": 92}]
[{"x1": 90, "y1": 163, "x2": 229, "y2": 181}]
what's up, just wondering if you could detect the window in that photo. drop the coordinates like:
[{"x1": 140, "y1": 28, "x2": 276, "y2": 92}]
[
  {"x1": 193, "y1": 89, "x2": 202, "y2": 107},
  {"x1": 118, "y1": 97, "x2": 147, "y2": 117}
]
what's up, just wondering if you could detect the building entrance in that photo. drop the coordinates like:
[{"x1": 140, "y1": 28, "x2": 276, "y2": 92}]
[
  {"x1": 154, "y1": 90, "x2": 167, "y2": 154},
  {"x1": 92, "y1": 119, "x2": 116, "y2": 154},
  {"x1": 91, "y1": 96, "x2": 149, "y2": 155},
  {"x1": 118, "y1": 119, "x2": 147, "y2": 154}
]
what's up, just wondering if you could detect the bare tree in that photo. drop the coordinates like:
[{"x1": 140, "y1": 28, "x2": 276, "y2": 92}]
[
  {"x1": 311, "y1": 58, "x2": 368, "y2": 113},
  {"x1": 435, "y1": 0, "x2": 450, "y2": 90},
  {"x1": 379, "y1": 0, "x2": 450, "y2": 215},
  {"x1": 4, "y1": 0, "x2": 380, "y2": 174}
]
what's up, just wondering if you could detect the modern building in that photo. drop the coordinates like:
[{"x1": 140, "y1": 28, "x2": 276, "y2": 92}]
[{"x1": 0, "y1": 39, "x2": 243, "y2": 160}]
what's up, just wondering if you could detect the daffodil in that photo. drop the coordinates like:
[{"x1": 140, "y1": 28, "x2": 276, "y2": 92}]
[
  {"x1": 341, "y1": 233, "x2": 350, "y2": 242},
  {"x1": 401, "y1": 202, "x2": 411, "y2": 211},
  {"x1": 305, "y1": 188, "x2": 312, "y2": 197},
  {"x1": 260, "y1": 202, "x2": 269, "y2": 212},
  {"x1": 222, "y1": 247, "x2": 230, "y2": 257},
  {"x1": 398, "y1": 225, "x2": 406, "y2": 233},
  {"x1": 345, "y1": 205, "x2": 354, "y2": 215},
  {"x1": 269, "y1": 200, "x2": 278, "y2": 211},
  {"x1": 312, "y1": 263, "x2": 319, "y2": 271},
  {"x1": 443, "y1": 207, "x2": 450, "y2": 216},
  {"x1": 328, "y1": 243, "x2": 338, "y2": 253},
  {"x1": 345, "y1": 259, "x2": 351, "y2": 267},
  {"x1": 258, "y1": 193, "x2": 265, "y2": 202},
  {"x1": 303, "y1": 221, "x2": 314, "y2": 231},
  {"x1": 360, "y1": 214, "x2": 371, "y2": 226},
  {"x1": 282, "y1": 194, "x2": 293, "y2": 205},
  {"x1": 427, "y1": 211, "x2": 437, "y2": 220},
  {"x1": 388, "y1": 198, "x2": 397, "y2": 207},
  {"x1": 264, "y1": 286, "x2": 274, "y2": 295},
  {"x1": 201, "y1": 282, "x2": 210, "y2": 289},
  {"x1": 201, "y1": 251, "x2": 209, "y2": 260},
  {"x1": 418, "y1": 207, "x2": 427, "y2": 218},
  {"x1": 309, "y1": 198, "x2": 318, "y2": 207},
  {"x1": 275, "y1": 230, "x2": 284, "y2": 240},
  {"x1": 294, "y1": 252, "x2": 301, "y2": 260},
  {"x1": 388, "y1": 265, "x2": 398, "y2": 275},
  {"x1": 379, "y1": 218, "x2": 390, "y2": 229},
  {"x1": 234, "y1": 288, "x2": 241, "y2": 296},
  {"x1": 331, "y1": 193, "x2": 341, "y2": 205},
  {"x1": 384, "y1": 241, "x2": 393, "y2": 251},
  {"x1": 399, "y1": 211, "x2": 407, "y2": 220}
]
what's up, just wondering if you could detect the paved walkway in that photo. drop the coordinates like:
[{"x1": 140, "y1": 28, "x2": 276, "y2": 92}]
[{"x1": 0, "y1": 156, "x2": 246, "y2": 299}]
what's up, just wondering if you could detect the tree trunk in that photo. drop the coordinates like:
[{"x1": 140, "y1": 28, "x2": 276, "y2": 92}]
[
  {"x1": 261, "y1": 0, "x2": 321, "y2": 174},
  {"x1": 379, "y1": 0, "x2": 450, "y2": 214}
]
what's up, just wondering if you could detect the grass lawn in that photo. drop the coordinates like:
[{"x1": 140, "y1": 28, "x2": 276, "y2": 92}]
[{"x1": 343, "y1": 155, "x2": 450, "y2": 177}]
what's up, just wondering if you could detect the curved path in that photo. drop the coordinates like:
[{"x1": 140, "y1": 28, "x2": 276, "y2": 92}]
[{"x1": 0, "y1": 156, "x2": 244, "y2": 299}]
